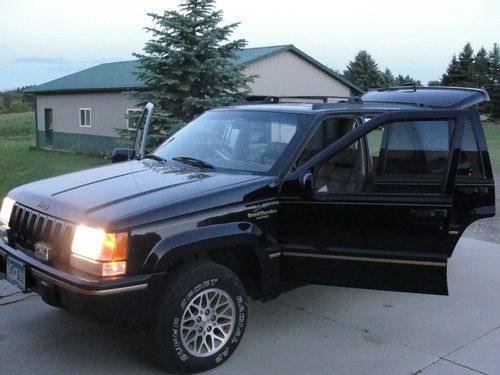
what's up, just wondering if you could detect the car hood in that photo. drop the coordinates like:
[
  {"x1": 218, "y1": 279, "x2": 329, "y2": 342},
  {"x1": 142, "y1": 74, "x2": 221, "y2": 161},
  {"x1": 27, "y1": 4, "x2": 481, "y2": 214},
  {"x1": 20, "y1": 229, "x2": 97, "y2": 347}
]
[{"x1": 9, "y1": 160, "x2": 272, "y2": 230}]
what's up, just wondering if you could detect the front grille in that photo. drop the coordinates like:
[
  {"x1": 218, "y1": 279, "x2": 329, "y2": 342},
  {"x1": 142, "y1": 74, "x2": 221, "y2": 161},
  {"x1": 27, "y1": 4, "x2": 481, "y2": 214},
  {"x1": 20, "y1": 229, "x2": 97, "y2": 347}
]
[{"x1": 8, "y1": 203, "x2": 75, "y2": 260}]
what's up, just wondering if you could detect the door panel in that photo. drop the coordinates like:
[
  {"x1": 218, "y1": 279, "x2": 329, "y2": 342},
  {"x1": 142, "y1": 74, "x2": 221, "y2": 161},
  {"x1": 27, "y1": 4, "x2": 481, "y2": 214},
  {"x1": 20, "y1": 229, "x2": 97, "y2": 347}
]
[
  {"x1": 280, "y1": 200, "x2": 450, "y2": 295},
  {"x1": 280, "y1": 110, "x2": 467, "y2": 295}
]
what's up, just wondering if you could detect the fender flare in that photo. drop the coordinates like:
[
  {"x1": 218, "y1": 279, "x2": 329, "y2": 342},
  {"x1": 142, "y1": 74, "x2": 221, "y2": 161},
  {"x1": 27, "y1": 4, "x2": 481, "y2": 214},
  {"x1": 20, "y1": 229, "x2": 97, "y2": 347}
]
[{"x1": 144, "y1": 222, "x2": 278, "y2": 295}]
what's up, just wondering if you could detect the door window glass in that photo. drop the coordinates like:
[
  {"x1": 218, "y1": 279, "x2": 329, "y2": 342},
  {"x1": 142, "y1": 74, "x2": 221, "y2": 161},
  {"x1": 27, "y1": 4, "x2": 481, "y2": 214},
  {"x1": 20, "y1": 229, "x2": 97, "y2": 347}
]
[
  {"x1": 314, "y1": 119, "x2": 455, "y2": 195},
  {"x1": 384, "y1": 120, "x2": 453, "y2": 175}
]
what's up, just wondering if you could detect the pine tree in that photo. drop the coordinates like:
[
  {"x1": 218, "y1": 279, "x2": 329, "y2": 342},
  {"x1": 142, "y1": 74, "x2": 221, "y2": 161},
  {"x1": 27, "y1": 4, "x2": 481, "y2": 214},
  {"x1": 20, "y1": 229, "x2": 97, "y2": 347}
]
[
  {"x1": 456, "y1": 42, "x2": 476, "y2": 86},
  {"x1": 487, "y1": 43, "x2": 500, "y2": 119},
  {"x1": 343, "y1": 51, "x2": 384, "y2": 91},
  {"x1": 441, "y1": 55, "x2": 461, "y2": 86},
  {"x1": 474, "y1": 47, "x2": 489, "y2": 88},
  {"x1": 133, "y1": 0, "x2": 253, "y2": 137},
  {"x1": 394, "y1": 74, "x2": 421, "y2": 86},
  {"x1": 380, "y1": 68, "x2": 395, "y2": 87}
]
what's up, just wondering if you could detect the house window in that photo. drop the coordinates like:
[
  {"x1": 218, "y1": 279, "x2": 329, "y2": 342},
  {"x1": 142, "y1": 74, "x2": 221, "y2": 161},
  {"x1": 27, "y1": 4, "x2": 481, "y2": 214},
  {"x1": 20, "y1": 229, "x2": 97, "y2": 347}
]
[
  {"x1": 127, "y1": 109, "x2": 142, "y2": 130},
  {"x1": 80, "y1": 108, "x2": 91, "y2": 127}
]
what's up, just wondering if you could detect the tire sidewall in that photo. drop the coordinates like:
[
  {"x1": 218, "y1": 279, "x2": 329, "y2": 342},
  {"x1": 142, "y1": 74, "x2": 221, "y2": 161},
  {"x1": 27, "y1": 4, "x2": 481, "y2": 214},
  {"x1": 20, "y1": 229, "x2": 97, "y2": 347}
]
[{"x1": 156, "y1": 265, "x2": 248, "y2": 373}]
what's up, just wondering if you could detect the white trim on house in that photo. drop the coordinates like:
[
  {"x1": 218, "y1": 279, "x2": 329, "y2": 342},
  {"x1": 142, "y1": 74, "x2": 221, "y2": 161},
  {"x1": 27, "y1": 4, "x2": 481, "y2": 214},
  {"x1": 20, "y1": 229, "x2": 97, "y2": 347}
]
[
  {"x1": 79, "y1": 108, "x2": 92, "y2": 128},
  {"x1": 126, "y1": 108, "x2": 142, "y2": 130}
]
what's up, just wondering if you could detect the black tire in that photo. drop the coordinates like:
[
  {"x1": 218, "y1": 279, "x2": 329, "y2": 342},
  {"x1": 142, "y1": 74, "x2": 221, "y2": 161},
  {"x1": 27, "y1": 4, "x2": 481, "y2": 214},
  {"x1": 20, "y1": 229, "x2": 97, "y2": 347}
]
[{"x1": 152, "y1": 261, "x2": 248, "y2": 374}]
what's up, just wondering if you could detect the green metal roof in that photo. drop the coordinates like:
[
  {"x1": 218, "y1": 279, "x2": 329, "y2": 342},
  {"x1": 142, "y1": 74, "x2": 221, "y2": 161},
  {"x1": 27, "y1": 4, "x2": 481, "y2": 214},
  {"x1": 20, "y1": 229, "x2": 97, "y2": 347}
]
[
  {"x1": 26, "y1": 45, "x2": 361, "y2": 94},
  {"x1": 230, "y1": 45, "x2": 293, "y2": 65},
  {"x1": 25, "y1": 60, "x2": 142, "y2": 93}
]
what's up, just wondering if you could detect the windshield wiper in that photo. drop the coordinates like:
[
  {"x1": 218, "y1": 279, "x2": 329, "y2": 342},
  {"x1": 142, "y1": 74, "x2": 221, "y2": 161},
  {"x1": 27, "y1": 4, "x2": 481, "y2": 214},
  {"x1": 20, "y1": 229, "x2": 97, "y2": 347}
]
[
  {"x1": 172, "y1": 156, "x2": 215, "y2": 170},
  {"x1": 143, "y1": 154, "x2": 167, "y2": 162}
]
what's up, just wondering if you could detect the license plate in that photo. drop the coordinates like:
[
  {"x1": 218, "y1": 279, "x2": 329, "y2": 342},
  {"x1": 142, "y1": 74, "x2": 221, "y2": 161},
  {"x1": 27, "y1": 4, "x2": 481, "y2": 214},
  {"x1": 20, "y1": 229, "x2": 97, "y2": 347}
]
[{"x1": 6, "y1": 257, "x2": 26, "y2": 291}]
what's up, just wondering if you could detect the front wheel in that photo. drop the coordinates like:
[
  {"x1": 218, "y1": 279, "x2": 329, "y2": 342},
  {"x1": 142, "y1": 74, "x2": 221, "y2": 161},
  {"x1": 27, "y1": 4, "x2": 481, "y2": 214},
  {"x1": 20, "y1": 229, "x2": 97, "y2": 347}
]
[{"x1": 152, "y1": 261, "x2": 248, "y2": 373}]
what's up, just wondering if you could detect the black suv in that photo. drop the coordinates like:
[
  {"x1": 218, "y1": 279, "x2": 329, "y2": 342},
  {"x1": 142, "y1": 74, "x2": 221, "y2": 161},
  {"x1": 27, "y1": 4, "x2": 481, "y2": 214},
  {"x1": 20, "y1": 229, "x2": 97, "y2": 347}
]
[{"x1": 0, "y1": 87, "x2": 495, "y2": 373}]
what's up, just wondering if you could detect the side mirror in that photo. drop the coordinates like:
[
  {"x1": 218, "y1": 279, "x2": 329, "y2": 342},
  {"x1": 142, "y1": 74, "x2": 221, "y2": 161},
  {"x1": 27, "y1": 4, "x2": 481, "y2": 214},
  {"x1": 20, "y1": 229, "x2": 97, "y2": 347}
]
[{"x1": 112, "y1": 148, "x2": 135, "y2": 163}]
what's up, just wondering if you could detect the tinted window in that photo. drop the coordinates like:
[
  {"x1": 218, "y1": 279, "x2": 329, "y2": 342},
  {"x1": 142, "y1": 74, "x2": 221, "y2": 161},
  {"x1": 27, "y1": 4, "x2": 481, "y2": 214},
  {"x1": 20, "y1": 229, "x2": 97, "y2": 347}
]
[
  {"x1": 383, "y1": 120, "x2": 453, "y2": 175},
  {"x1": 313, "y1": 119, "x2": 456, "y2": 196},
  {"x1": 458, "y1": 119, "x2": 483, "y2": 177}
]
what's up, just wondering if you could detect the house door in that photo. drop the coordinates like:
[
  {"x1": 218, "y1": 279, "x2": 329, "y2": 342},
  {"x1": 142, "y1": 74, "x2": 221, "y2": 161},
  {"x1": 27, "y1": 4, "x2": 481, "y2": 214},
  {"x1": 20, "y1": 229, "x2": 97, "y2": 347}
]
[{"x1": 44, "y1": 109, "x2": 53, "y2": 147}]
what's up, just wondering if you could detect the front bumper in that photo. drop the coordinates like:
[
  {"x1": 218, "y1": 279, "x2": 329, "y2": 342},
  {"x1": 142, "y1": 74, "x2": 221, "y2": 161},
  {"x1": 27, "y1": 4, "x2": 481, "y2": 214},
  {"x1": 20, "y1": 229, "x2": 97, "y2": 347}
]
[{"x1": 0, "y1": 239, "x2": 163, "y2": 316}]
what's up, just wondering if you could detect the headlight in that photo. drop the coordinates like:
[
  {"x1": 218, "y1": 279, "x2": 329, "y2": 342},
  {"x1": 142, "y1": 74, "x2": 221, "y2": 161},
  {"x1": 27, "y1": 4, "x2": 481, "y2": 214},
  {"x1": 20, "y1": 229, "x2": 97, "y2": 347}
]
[
  {"x1": 71, "y1": 224, "x2": 128, "y2": 276},
  {"x1": 0, "y1": 197, "x2": 16, "y2": 226}
]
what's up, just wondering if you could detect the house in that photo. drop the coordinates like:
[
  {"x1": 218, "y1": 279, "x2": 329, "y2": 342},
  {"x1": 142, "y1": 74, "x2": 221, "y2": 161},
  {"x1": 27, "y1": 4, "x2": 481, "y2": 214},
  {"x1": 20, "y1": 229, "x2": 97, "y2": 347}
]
[{"x1": 26, "y1": 45, "x2": 361, "y2": 154}]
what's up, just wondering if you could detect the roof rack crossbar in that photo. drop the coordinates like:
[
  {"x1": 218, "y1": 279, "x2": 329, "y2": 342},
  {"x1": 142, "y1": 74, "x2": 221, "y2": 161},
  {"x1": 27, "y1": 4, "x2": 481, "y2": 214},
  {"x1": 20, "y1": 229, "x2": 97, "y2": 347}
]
[{"x1": 260, "y1": 95, "x2": 351, "y2": 104}]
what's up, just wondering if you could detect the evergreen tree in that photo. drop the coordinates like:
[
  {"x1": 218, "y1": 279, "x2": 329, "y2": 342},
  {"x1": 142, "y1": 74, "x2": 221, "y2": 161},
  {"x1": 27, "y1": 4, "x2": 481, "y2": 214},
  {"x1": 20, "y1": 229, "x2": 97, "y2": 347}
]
[
  {"x1": 133, "y1": 0, "x2": 253, "y2": 137},
  {"x1": 380, "y1": 68, "x2": 395, "y2": 87},
  {"x1": 474, "y1": 47, "x2": 489, "y2": 88},
  {"x1": 487, "y1": 43, "x2": 500, "y2": 119},
  {"x1": 394, "y1": 74, "x2": 421, "y2": 86},
  {"x1": 343, "y1": 50, "x2": 384, "y2": 91},
  {"x1": 456, "y1": 42, "x2": 476, "y2": 86},
  {"x1": 441, "y1": 55, "x2": 461, "y2": 85}
]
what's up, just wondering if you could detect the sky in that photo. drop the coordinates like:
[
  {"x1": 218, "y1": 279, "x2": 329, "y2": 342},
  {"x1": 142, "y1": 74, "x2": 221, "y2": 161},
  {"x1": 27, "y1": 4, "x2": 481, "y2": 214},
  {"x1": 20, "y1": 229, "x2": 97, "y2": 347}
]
[{"x1": 0, "y1": 0, "x2": 499, "y2": 91}]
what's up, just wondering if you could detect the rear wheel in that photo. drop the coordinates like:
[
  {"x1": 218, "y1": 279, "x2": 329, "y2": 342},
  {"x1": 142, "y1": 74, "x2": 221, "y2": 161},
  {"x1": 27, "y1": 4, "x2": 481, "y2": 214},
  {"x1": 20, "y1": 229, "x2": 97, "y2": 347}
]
[{"x1": 152, "y1": 261, "x2": 248, "y2": 373}]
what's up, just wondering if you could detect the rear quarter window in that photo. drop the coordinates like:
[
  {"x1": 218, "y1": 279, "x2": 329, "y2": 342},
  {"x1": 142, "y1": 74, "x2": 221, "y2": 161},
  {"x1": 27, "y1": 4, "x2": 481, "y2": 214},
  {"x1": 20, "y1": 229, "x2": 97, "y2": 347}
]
[{"x1": 458, "y1": 119, "x2": 484, "y2": 177}]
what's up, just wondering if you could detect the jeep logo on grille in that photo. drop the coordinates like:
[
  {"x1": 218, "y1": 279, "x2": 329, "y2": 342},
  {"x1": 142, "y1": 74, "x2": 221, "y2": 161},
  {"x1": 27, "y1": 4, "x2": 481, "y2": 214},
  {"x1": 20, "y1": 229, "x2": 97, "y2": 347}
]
[
  {"x1": 34, "y1": 242, "x2": 52, "y2": 262},
  {"x1": 36, "y1": 201, "x2": 50, "y2": 211}
]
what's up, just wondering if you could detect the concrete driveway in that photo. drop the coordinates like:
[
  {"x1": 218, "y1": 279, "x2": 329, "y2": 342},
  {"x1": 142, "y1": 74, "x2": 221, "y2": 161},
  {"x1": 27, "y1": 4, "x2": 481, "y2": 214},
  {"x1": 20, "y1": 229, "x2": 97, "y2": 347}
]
[{"x1": 1, "y1": 237, "x2": 500, "y2": 375}]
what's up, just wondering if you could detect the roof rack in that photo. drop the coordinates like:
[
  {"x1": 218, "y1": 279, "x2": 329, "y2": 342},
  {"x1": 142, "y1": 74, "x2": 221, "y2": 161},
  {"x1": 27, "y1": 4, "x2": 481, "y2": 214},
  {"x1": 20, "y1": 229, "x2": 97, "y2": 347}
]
[{"x1": 246, "y1": 95, "x2": 351, "y2": 104}]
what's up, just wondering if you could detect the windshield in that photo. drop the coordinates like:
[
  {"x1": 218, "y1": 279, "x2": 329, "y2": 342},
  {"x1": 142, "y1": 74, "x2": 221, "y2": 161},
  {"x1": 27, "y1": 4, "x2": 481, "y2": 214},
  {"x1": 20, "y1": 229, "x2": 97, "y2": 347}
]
[{"x1": 153, "y1": 110, "x2": 306, "y2": 174}]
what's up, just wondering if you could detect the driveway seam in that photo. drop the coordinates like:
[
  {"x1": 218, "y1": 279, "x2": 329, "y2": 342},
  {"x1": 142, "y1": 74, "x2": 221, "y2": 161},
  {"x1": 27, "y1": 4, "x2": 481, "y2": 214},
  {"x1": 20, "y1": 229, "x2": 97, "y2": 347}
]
[
  {"x1": 441, "y1": 358, "x2": 488, "y2": 375},
  {"x1": 413, "y1": 358, "x2": 487, "y2": 375},
  {"x1": 443, "y1": 323, "x2": 500, "y2": 358},
  {"x1": 0, "y1": 293, "x2": 37, "y2": 307}
]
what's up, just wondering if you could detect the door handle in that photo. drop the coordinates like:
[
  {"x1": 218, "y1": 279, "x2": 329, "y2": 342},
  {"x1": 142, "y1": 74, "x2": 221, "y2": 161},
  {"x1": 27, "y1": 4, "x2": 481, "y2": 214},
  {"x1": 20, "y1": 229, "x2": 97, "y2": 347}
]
[
  {"x1": 474, "y1": 187, "x2": 489, "y2": 194},
  {"x1": 410, "y1": 208, "x2": 448, "y2": 218},
  {"x1": 430, "y1": 209, "x2": 448, "y2": 218}
]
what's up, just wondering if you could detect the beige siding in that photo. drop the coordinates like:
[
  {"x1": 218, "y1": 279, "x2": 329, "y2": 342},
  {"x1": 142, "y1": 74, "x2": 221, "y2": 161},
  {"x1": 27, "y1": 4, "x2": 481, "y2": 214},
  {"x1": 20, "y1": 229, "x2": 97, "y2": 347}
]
[
  {"x1": 36, "y1": 92, "x2": 138, "y2": 137},
  {"x1": 243, "y1": 51, "x2": 351, "y2": 99}
]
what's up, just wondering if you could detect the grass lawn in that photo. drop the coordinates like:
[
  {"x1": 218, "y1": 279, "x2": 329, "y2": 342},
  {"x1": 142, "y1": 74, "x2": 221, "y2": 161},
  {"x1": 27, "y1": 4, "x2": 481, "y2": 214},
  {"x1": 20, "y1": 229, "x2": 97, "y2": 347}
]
[
  {"x1": 0, "y1": 112, "x2": 108, "y2": 198},
  {"x1": 483, "y1": 121, "x2": 500, "y2": 173}
]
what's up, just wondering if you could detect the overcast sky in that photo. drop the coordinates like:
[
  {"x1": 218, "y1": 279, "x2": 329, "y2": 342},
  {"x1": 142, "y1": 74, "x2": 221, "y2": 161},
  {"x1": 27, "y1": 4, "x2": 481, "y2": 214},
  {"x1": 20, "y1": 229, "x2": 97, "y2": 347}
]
[{"x1": 0, "y1": 0, "x2": 499, "y2": 91}]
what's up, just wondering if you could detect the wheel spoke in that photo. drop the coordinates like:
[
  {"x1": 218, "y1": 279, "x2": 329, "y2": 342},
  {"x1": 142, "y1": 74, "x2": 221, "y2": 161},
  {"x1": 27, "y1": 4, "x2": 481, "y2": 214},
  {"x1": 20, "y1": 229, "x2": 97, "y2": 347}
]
[{"x1": 180, "y1": 287, "x2": 236, "y2": 357}]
